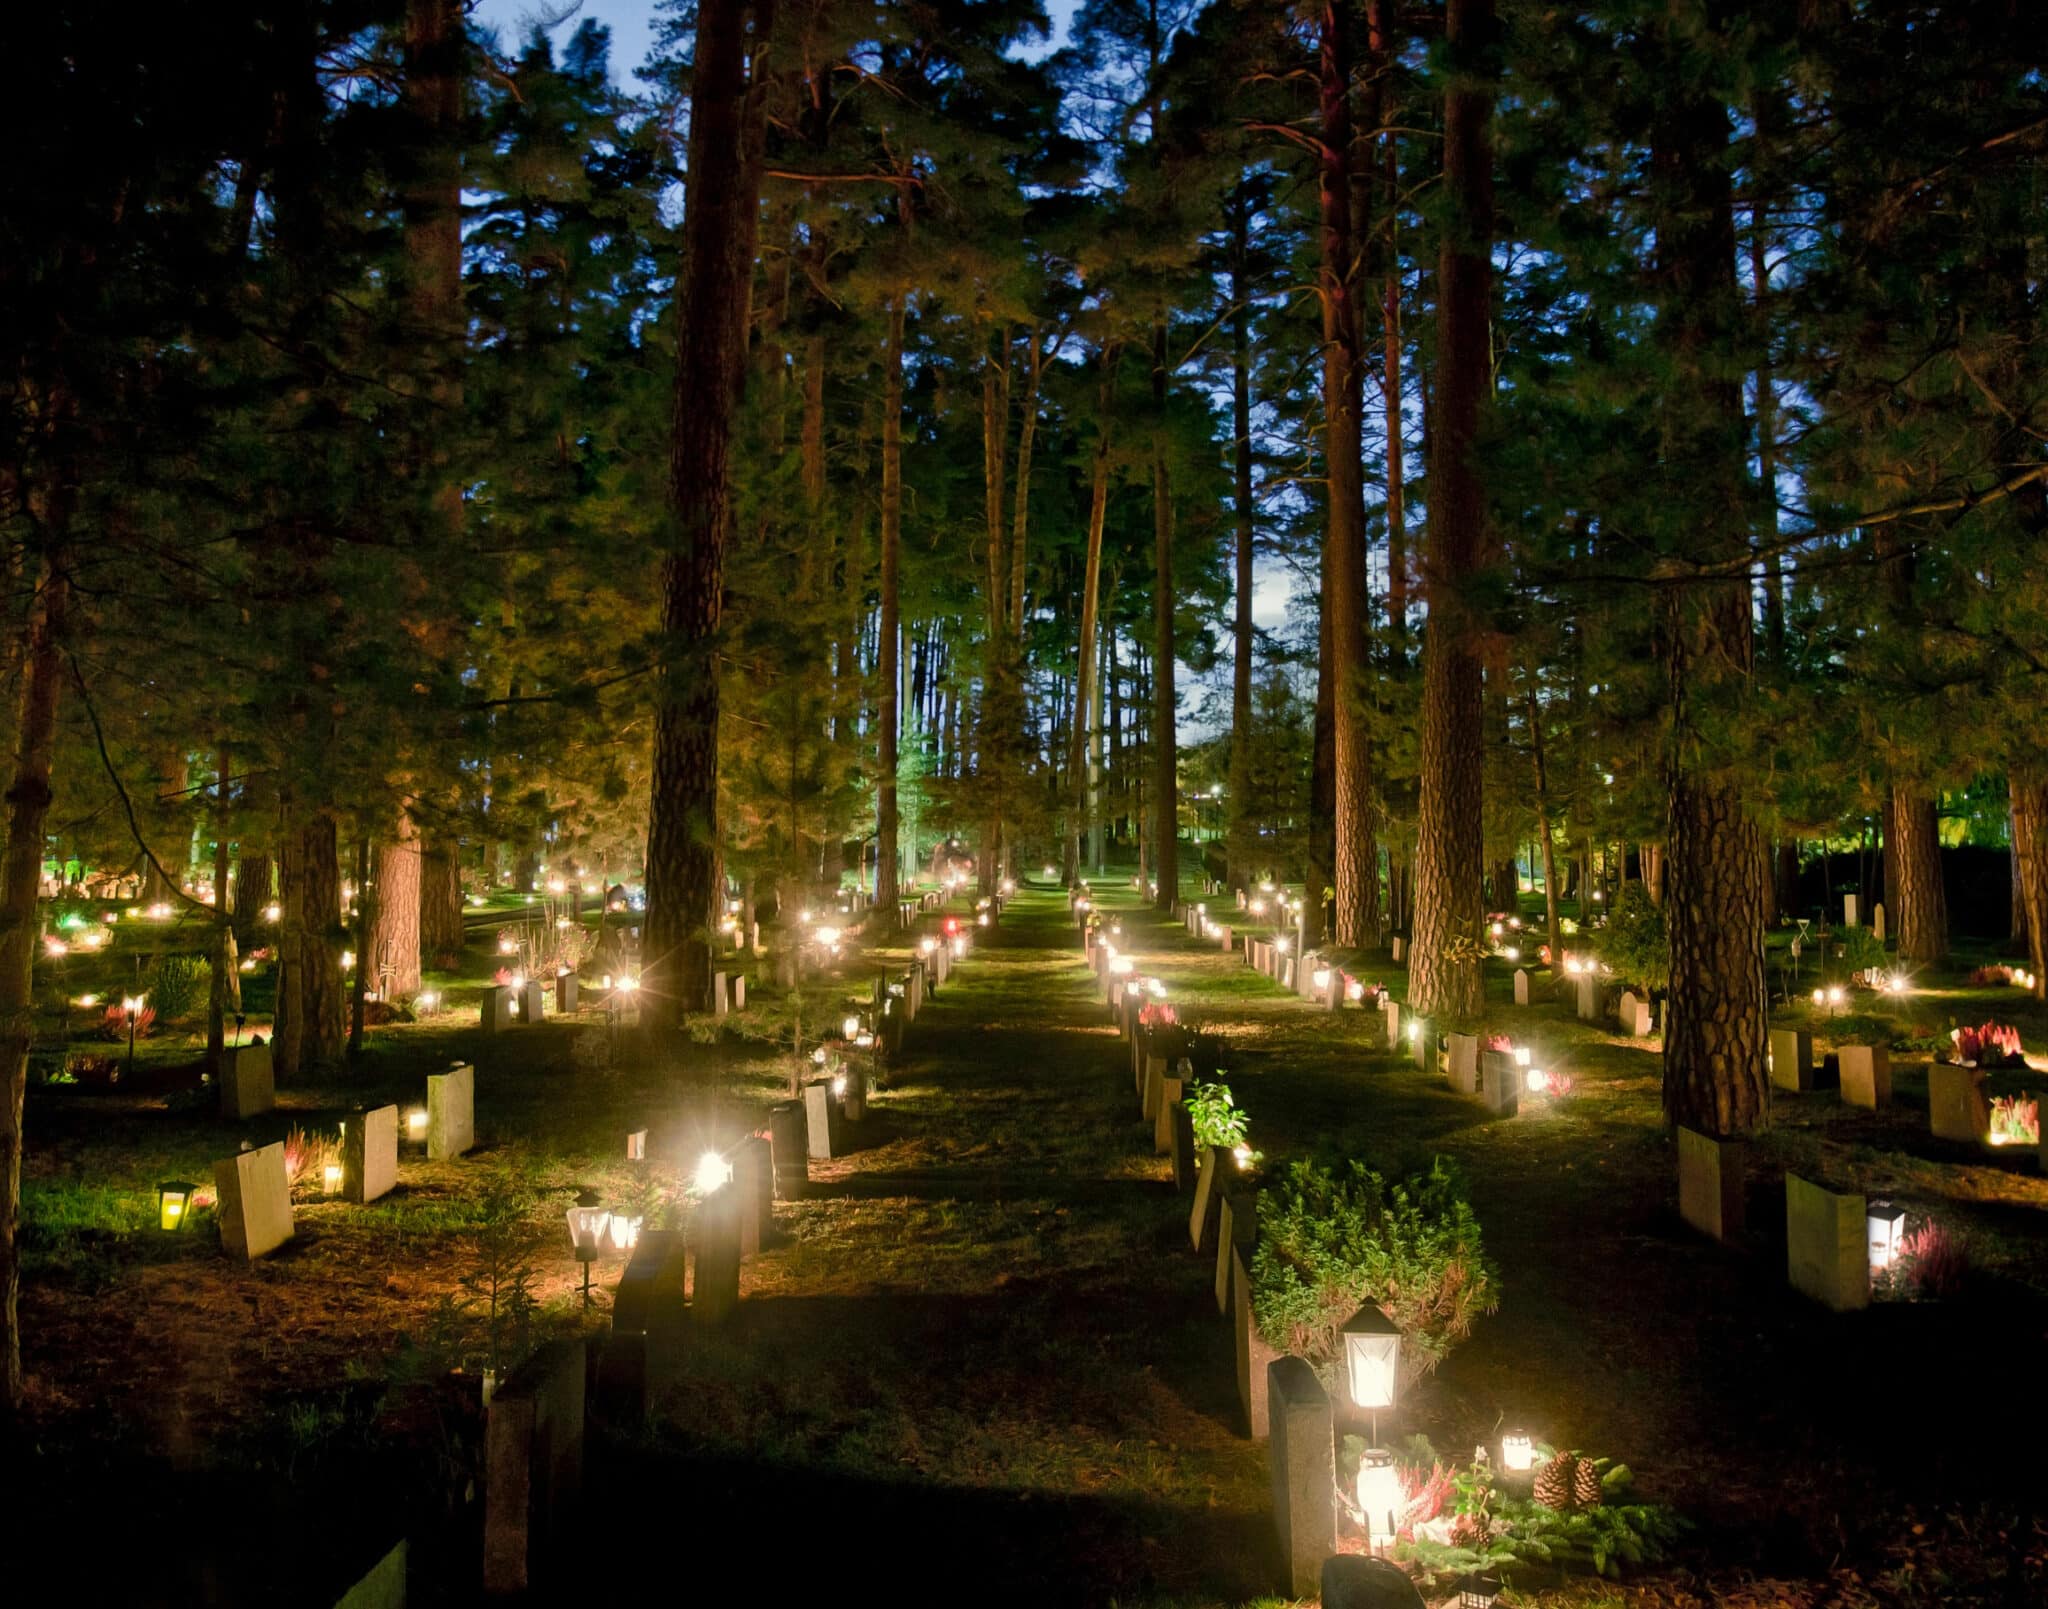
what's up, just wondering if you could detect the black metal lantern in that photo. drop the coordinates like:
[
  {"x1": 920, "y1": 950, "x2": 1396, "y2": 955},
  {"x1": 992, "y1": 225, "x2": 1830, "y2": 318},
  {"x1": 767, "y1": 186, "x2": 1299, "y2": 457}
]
[
  {"x1": 156, "y1": 1180, "x2": 198, "y2": 1231},
  {"x1": 1458, "y1": 1571, "x2": 1504, "y2": 1607}
]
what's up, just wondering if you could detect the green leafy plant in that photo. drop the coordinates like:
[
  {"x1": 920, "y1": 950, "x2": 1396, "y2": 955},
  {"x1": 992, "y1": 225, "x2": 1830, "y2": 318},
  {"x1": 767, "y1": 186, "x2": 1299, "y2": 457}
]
[
  {"x1": 145, "y1": 952, "x2": 207, "y2": 1021},
  {"x1": 1185, "y1": 1079, "x2": 1252, "y2": 1153},
  {"x1": 1249, "y1": 1157, "x2": 1498, "y2": 1386},
  {"x1": 1599, "y1": 884, "x2": 1668, "y2": 995},
  {"x1": 1834, "y1": 924, "x2": 1886, "y2": 977}
]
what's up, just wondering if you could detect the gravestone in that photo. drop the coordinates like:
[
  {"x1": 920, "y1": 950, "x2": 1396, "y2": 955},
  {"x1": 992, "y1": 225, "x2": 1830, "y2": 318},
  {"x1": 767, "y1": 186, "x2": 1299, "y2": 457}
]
[
  {"x1": 516, "y1": 979, "x2": 546, "y2": 1025},
  {"x1": 481, "y1": 984, "x2": 515, "y2": 1034},
  {"x1": 1189, "y1": 1146, "x2": 1223, "y2": 1252},
  {"x1": 1215, "y1": 923, "x2": 1233, "y2": 951},
  {"x1": 1446, "y1": 1033, "x2": 1479, "y2": 1095},
  {"x1": 767, "y1": 1101, "x2": 808, "y2": 1198},
  {"x1": 1380, "y1": 997, "x2": 1400, "y2": 1047},
  {"x1": 333, "y1": 1539, "x2": 406, "y2": 1609},
  {"x1": 427, "y1": 1063, "x2": 475, "y2": 1161},
  {"x1": 1390, "y1": 936, "x2": 1405, "y2": 963},
  {"x1": 1154, "y1": 1076, "x2": 1184, "y2": 1155},
  {"x1": 626, "y1": 1130, "x2": 646, "y2": 1162},
  {"x1": 1267, "y1": 1356, "x2": 1336, "y2": 1597},
  {"x1": 482, "y1": 1339, "x2": 585, "y2": 1596},
  {"x1": 1768, "y1": 1027, "x2": 1815, "y2": 1093},
  {"x1": 841, "y1": 1064, "x2": 867, "y2": 1122},
  {"x1": 218, "y1": 1042, "x2": 275, "y2": 1120},
  {"x1": 1513, "y1": 968, "x2": 1530, "y2": 1006},
  {"x1": 803, "y1": 1079, "x2": 843, "y2": 1160},
  {"x1": 1320, "y1": 1556, "x2": 1426, "y2": 1609},
  {"x1": 1142, "y1": 1056, "x2": 1169, "y2": 1123},
  {"x1": 1575, "y1": 973, "x2": 1600, "y2": 1021},
  {"x1": 1927, "y1": 1063, "x2": 1989, "y2": 1143},
  {"x1": 554, "y1": 972, "x2": 578, "y2": 1014},
  {"x1": 600, "y1": 1229, "x2": 688, "y2": 1417},
  {"x1": 1838, "y1": 1044, "x2": 1892, "y2": 1109},
  {"x1": 1169, "y1": 1101, "x2": 1197, "y2": 1191},
  {"x1": 1786, "y1": 1174, "x2": 1869, "y2": 1311},
  {"x1": 1410, "y1": 1027, "x2": 1430, "y2": 1071},
  {"x1": 342, "y1": 1104, "x2": 398, "y2": 1205},
  {"x1": 213, "y1": 1141, "x2": 294, "y2": 1260},
  {"x1": 1232, "y1": 1245, "x2": 1277, "y2": 1440},
  {"x1": 1619, "y1": 992, "x2": 1653, "y2": 1037},
  {"x1": 711, "y1": 971, "x2": 729, "y2": 1017},
  {"x1": 734, "y1": 1134, "x2": 772, "y2": 1256},
  {"x1": 1478, "y1": 1052, "x2": 1520, "y2": 1117},
  {"x1": 1217, "y1": 1188, "x2": 1256, "y2": 1315},
  {"x1": 1843, "y1": 893, "x2": 1860, "y2": 927},
  {"x1": 1677, "y1": 1125, "x2": 1744, "y2": 1241},
  {"x1": 692, "y1": 1184, "x2": 742, "y2": 1325},
  {"x1": 1872, "y1": 902, "x2": 1886, "y2": 942}
]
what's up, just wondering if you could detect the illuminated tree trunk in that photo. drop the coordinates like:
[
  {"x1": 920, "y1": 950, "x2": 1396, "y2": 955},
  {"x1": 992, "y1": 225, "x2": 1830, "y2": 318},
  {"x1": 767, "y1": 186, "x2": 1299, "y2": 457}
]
[
  {"x1": 276, "y1": 812, "x2": 345, "y2": 1076},
  {"x1": 1, "y1": 560, "x2": 69, "y2": 1419},
  {"x1": 1226, "y1": 193, "x2": 1257, "y2": 891},
  {"x1": 1065, "y1": 358, "x2": 1113, "y2": 884},
  {"x1": 369, "y1": 816, "x2": 423, "y2": 997},
  {"x1": 876, "y1": 294, "x2": 904, "y2": 919},
  {"x1": 1409, "y1": 0, "x2": 1493, "y2": 1018},
  {"x1": 644, "y1": 0, "x2": 765, "y2": 1020},
  {"x1": 419, "y1": 835, "x2": 464, "y2": 958},
  {"x1": 2012, "y1": 777, "x2": 2048, "y2": 999},
  {"x1": 1151, "y1": 322, "x2": 1178, "y2": 910},
  {"x1": 1371, "y1": 0, "x2": 1406, "y2": 657},
  {"x1": 1892, "y1": 786, "x2": 1947, "y2": 963}
]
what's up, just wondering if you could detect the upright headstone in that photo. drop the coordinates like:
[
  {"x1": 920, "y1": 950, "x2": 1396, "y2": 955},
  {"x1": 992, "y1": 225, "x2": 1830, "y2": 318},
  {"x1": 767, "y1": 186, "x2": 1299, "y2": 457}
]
[
  {"x1": 1216, "y1": 922, "x2": 1233, "y2": 951},
  {"x1": 1768, "y1": 1026, "x2": 1815, "y2": 1093},
  {"x1": 554, "y1": 972, "x2": 578, "y2": 1014},
  {"x1": 1232, "y1": 1245, "x2": 1277, "y2": 1440},
  {"x1": 733, "y1": 1134, "x2": 771, "y2": 1257},
  {"x1": 1619, "y1": 992, "x2": 1653, "y2": 1037},
  {"x1": 1872, "y1": 902, "x2": 1886, "y2": 942},
  {"x1": 1927, "y1": 1064, "x2": 1989, "y2": 1143},
  {"x1": 482, "y1": 1339, "x2": 585, "y2": 1595},
  {"x1": 692, "y1": 1183, "x2": 742, "y2": 1325},
  {"x1": 516, "y1": 978, "x2": 546, "y2": 1025},
  {"x1": 711, "y1": 971, "x2": 729, "y2": 1017},
  {"x1": 481, "y1": 984, "x2": 515, "y2": 1034},
  {"x1": 1380, "y1": 997, "x2": 1400, "y2": 1047},
  {"x1": 1478, "y1": 1052, "x2": 1520, "y2": 1117},
  {"x1": 219, "y1": 1042, "x2": 275, "y2": 1120},
  {"x1": 767, "y1": 1101, "x2": 808, "y2": 1198},
  {"x1": 1677, "y1": 1125, "x2": 1744, "y2": 1241},
  {"x1": 1217, "y1": 1189, "x2": 1256, "y2": 1316},
  {"x1": 1575, "y1": 973, "x2": 1600, "y2": 1021},
  {"x1": 1410, "y1": 1027, "x2": 1430, "y2": 1071},
  {"x1": 342, "y1": 1104, "x2": 398, "y2": 1205},
  {"x1": 626, "y1": 1130, "x2": 646, "y2": 1162},
  {"x1": 1390, "y1": 936, "x2": 1405, "y2": 963},
  {"x1": 1169, "y1": 1100, "x2": 1197, "y2": 1191},
  {"x1": 1513, "y1": 968, "x2": 1530, "y2": 1007},
  {"x1": 1154, "y1": 1076, "x2": 1184, "y2": 1155},
  {"x1": 1446, "y1": 1033, "x2": 1479, "y2": 1095},
  {"x1": 803, "y1": 1080, "x2": 842, "y2": 1161},
  {"x1": 213, "y1": 1141, "x2": 294, "y2": 1260},
  {"x1": 1189, "y1": 1146, "x2": 1223, "y2": 1251},
  {"x1": 1267, "y1": 1356, "x2": 1336, "y2": 1597},
  {"x1": 600, "y1": 1230, "x2": 687, "y2": 1417},
  {"x1": 427, "y1": 1063, "x2": 475, "y2": 1161},
  {"x1": 1142, "y1": 1055, "x2": 1169, "y2": 1123},
  {"x1": 1843, "y1": 893, "x2": 1860, "y2": 927},
  {"x1": 1785, "y1": 1174, "x2": 1869, "y2": 1311},
  {"x1": 1838, "y1": 1044, "x2": 1892, "y2": 1109}
]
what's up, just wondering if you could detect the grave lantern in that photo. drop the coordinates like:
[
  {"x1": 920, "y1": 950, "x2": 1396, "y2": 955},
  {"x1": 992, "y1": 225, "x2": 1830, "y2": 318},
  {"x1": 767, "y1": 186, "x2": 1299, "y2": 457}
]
[
  {"x1": 1525, "y1": 1067, "x2": 1548, "y2": 1093},
  {"x1": 156, "y1": 1180, "x2": 197, "y2": 1231},
  {"x1": 1867, "y1": 1200, "x2": 1907, "y2": 1271},
  {"x1": 609, "y1": 1214, "x2": 643, "y2": 1253},
  {"x1": 1501, "y1": 1431, "x2": 1535, "y2": 1472},
  {"x1": 695, "y1": 1149, "x2": 734, "y2": 1195},
  {"x1": 566, "y1": 1189, "x2": 611, "y2": 1307},
  {"x1": 1355, "y1": 1447, "x2": 1401, "y2": 1552},
  {"x1": 976, "y1": 913, "x2": 989, "y2": 927},
  {"x1": 1341, "y1": 1304, "x2": 1401, "y2": 1417},
  {"x1": 1458, "y1": 1572, "x2": 1505, "y2": 1608},
  {"x1": 322, "y1": 1163, "x2": 343, "y2": 1198},
  {"x1": 406, "y1": 1107, "x2": 428, "y2": 1141},
  {"x1": 842, "y1": 1015, "x2": 861, "y2": 1038}
]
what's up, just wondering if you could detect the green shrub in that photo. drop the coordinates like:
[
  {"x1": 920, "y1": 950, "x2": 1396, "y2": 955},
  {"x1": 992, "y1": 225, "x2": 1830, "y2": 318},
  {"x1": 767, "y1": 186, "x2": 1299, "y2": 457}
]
[
  {"x1": 1599, "y1": 883, "x2": 1667, "y2": 994},
  {"x1": 146, "y1": 952, "x2": 207, "y2": 1021},
  {"x1": 1185, "y1": 1079, "x2": 1251, "y2": 1152},
  {"x1": 1250, "y1": 1156, "x2": 1497, "y2": 1387},
  {"x1": 1833, "y1": 924, "x2": 1886, "y2": 976}
]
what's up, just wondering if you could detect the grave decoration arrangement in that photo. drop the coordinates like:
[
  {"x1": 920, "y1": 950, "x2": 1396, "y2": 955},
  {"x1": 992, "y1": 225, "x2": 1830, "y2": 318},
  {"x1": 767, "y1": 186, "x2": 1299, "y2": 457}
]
[
  {"x1": 1185, "y1": 1079, "x2": 1259, "y2": 1171},
  {"x1": 1949, "y1": 1022, "x2": 2024, "y2": 1068},
  {"x1": 1988, "y1": 1094, "x2": 2039, "y2": 1147}
]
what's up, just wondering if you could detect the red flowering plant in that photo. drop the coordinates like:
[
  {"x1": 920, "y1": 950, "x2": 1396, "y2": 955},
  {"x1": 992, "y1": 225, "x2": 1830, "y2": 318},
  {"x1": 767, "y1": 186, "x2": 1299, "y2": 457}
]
[
  {"x1": 1950, "y1": 1022, "x2": 2023, "y2": 1068},
  {"x1": 1137, "y1": 999, "x2": 1178, "y2": 1030},
  {"x1": 1484, "y1": 1034, "x2": 1514, "y2": 1055},
  {"x1": 99, "y1": 1001, "x2": 155, "y2": 1041}
]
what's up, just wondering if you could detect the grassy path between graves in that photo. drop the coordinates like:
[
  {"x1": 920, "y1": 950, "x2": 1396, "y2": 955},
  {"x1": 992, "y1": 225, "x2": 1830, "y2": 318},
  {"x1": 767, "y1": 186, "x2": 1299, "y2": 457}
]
[{"x1": 612, "y1": 883, "x2": 2048, "y2": 1607}]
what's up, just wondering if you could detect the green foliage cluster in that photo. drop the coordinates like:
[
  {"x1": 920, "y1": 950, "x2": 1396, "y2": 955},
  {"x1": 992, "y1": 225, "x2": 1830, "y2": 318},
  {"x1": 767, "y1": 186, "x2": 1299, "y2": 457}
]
[
  {"x1": 1184, "y1": 1079, "x2": 1251, "y2": 1153},
  {"x1": 1249, "y1": 1157, "x2": 1497, "y2": 1383},
  {"x1": 144, "y1": 953, "x2": 207, "y2": 1022},
  {"x1": 1599, "y1": 884, "x2": 1668, "y2": 995}
]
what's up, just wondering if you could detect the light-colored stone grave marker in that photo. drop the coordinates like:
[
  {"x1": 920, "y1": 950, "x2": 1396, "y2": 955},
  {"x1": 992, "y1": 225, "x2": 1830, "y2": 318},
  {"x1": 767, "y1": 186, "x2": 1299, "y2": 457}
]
[
  {"x1": 1216, "y1": 1188, "x2": 1256, "y2": 1316},
  {"x1": 1843, "y1": 893, "x2": 1860, "y2": 927},
  {"x1": 482, "y1": 1339, "x2": 585, "y2": 1595},
  {"x1": 803, "y1": 1079, "x2": 842, "y2": 1161},
  {"x1": 553, "y1": 972, "x2": 578, "y2": 1014},
  {"x1": 1446, "y1": 1032, "x2": 1479, "y2": 1095},
  {"x1": 1189, "y1": 1146, "x2": 1223, "y2": 1251},
  {"x1": 1785, "y1": 1174, "x2": 1869, "y2": 1311},
  {"x1": 1232, "y1": 1244, "x2": 1277, "y2": 1440},
  {"x1": 219, "y1": 1041, "x2": 275, "y2": 1120},
  {"x1": 516, "y1": 978, "x2": 546, "y2": 1025},
  {"x1": 1575, "y1": 973, "x2": 1601, "y2": 1022},
  {"x1": 1478, "y1": 1051, "x2": 1519, "y2": 1117},
  {"x1": 427, "y1": 1063, "x2": 474, "y2": 1161},
  {"x1": 1677, "y1": 1125, "x2": 1744, "y2": 1241},
  {"x1": 480, "y1": 984, "x2": 515, "y2": 1034},
  {"x1": 1154, "y1": 1075, "x2": 1183, "y2": 1155},
  {"x1": 1927, "y1": 1063, "x2": 1988, "y2": 1143},
  {"x1": 626, "y1": 1129, "x2": 646, "y2": 1161},
  {"x1": 213, "y1": 1140, "x2": 294, "y2": 1260},
  {"x1": 1838, "y1": 1044, "x2": 1892, "y2": 1109},
  {"x1": 692, "y1": 1183, "x2": 742, "y2": 1325},
  {"x1": 1619, "y1": 992, "x2": 1653, "y2": 1037},
  {"x1": 1380, "y1": 997, "x2": 1400, "y2": 1047},
  {"x1": 1513, "y1": 968, "x2": 1530, "y2": 1006},
  {"x1": 1872, "y1": 902, "x2": 1886, "y2": 942},
  {"x1": 341, "y1": 1104, "x2": 398, "y2": 1205},
  {"x1": 1170, "y1": 1101, "x2": 1197, "y2": 1190},
  {"x1": 1768, "y1": 1026, "x2": 1814, "y2": 1093},
  {"x1": 711, "y1": 971, "x2": 729, "y2": 1017},
  {"x1": 1390, "y1": 936, "x2": 1405, "y2": 963},
  {"x1": 1267, "y1": 1356, "x2": 1336, "y2": 1597}
]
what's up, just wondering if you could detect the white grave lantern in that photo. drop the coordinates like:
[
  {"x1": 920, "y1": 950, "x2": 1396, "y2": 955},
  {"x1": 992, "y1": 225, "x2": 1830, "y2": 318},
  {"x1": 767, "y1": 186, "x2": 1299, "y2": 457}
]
[
  {"x1": 1501, "y1": 1431, "x2": 1536, "y2": 1472},
  {"x1": 1356, "y1": 1446, "x2": 1401, "y2": 1552},
  {"x1": 1867, "y1": 1200, "x2": 1907, "y2": 1272},
  {"x1": 1341, "y1": 1303, "x2": 1401, "y2": 1416}
]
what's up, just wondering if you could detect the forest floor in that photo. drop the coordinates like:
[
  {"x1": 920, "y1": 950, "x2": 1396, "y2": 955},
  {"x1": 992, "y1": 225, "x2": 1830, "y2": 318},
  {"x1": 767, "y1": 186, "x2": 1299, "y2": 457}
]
[{"x1": 13, "y1": 880, "x2": 2048, "y2": 1605}]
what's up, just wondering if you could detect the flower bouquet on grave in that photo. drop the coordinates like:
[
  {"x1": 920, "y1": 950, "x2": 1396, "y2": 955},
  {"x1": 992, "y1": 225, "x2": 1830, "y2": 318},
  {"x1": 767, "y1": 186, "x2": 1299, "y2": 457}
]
[
  {"x1": 1484, "y1": 1033, "x2": 1514, "y2": 1055},
  {"x1": 1950, "y1": 1022, "x2": 2023, "y2": 1068},
  {"x1": 1988, "y1": 1094, "x2": 2040, "y2": 1146},
  {"x1": 99, "y1": 1001, "x2": 155, "y2": 1041},
  {"x1": 1968, "y1": 964, "x2": 2014, "y2": 987},
  {"x1": 1137, "y1": 1000, "x2": 1179, "y2": 1031}
]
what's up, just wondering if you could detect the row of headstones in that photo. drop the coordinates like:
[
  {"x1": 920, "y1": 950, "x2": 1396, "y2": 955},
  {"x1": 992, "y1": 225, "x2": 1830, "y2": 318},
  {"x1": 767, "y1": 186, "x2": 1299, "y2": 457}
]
[
  {"x1": 217, "y1": 1064, "x2": 476, "y2": 1260},
  {"x1": 1767, "y1": 1026, "x2": 2040, "y2": 1165}
]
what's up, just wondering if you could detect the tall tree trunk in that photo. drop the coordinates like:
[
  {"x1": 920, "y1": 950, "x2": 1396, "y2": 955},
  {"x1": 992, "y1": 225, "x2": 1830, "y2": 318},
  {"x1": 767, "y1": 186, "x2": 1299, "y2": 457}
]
[
  {"x1": 276, "y1": 813, "x2": 345, "y2": 1077},
  {"x1": 207, "y1": 746, "x2": 239, "y2": 1065},
  {"x1": 1226, "y1": 193, "x2": 1257, "y2": 891},
  {"x1": 1654, "y1": 8, "x2": 1769, "y2": 1137},
  {"x1": 348, "y1": 836, "x2": 372, "y2": 1060},
  {"x1": 369, "y1": 814, "x2": 424, "y2": 996},
  {"x1": 419, "y1": 835, "x2": 464, "y2": 958},
  {"x1": 1892, "y1": 786, "x2": 1947, "y2": 963},
  {"x1": 1748, "y1": 95, "x2": 1785, "y2": 661},
  {"x1": 644, "y1": 0, "x2": 766, "y2": 1019},
  {"x1": 1371, "y1": 0, "x2": 1406, "y2": 657},
  {"x1": 1322, "y1": 1, "x2": 1381, "y2": 949},
  {"x1": 2, "y1": 560, "x2": 70, "y2": 1420},
  {"x1": 1008, "y1": 326, "x2": 1041, "y2": 634},
  {"x1": 1409, "y1": 0, "x2": 1494, "y2": 1019},
  {"x1": 1065, "y1": 357, "x2": 1113, "y2": 884},
  {"x1": 2013, "y1": 777, "x2": 2048, "y2": 997},
  {"x1": 876, "y1": 294, "x2": 905, "y2": 920},
  {"x1": 1151, "y1": 323, "x2": 1178, "y2": 910}
]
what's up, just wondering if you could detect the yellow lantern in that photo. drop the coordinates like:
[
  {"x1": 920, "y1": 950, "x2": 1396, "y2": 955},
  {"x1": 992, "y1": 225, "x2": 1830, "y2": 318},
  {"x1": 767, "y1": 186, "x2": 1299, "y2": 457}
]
[{"x1": 156, "y1": 1180, "x2": 197, "y2": 1231}]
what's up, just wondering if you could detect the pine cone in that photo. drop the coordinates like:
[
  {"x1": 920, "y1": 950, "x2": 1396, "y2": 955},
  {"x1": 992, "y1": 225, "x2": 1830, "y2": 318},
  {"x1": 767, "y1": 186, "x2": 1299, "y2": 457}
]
[
  {"x1": 1573, "y1": 1455, "x2": 1605, "y2": 1509},
  {"x1": 1533, "y1": 1453, "x2": 1575, "y2": 1510}
]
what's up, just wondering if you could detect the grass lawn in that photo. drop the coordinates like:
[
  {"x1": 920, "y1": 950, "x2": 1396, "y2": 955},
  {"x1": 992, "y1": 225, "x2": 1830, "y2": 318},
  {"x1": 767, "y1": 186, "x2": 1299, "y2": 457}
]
[{"x1": 13, "y1": 879, "x2": 2047, "y2": 1604}]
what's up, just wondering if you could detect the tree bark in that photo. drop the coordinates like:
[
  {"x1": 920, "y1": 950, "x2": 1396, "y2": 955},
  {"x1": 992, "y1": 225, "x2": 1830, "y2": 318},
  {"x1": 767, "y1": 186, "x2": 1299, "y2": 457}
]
[
  {"x1": 1409, "y1": 0, "x2": 1493, "y2": 1018},
  {"x1": 876, "y1": 294, "x2": 905, "y2": 920},
  {"x1": 419, "y1": 834, "x2": 464, "y2": 958},
  {"x1": 1065, "y1": 356, "x2": 1113, "y2": 884},
  {"x1": 1371, "y1": 0, "x2": 1406, "y2": 658},
  {"x1": 1226, "y1": 192, "x2": 1257, "y2": 891},
  {"x1": 2012, "y1": 778, "x2": 2048, "y2": 997},
  {"x1": 1, "y1": 560, "x2": 69, "y2": 1421},
  {"x1": 1892, "y1": 785, "x2": 1947, "y2": 963},
  {"x1": 369, "y1": 815, "x2": 424, "y2": 996},
  {"x1": 1151, "y1": 322, "x2": 1178, "y2": 910},
  {"x1": 644, "y1": 0, "x2": 765, "y2": 1021},
  {"x1": 276, "y1": 812, "x2": 345, "y2": 1077},
  {"x1": 1654, "y1": 8, "x2": 1769, "y2": 1138}
]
